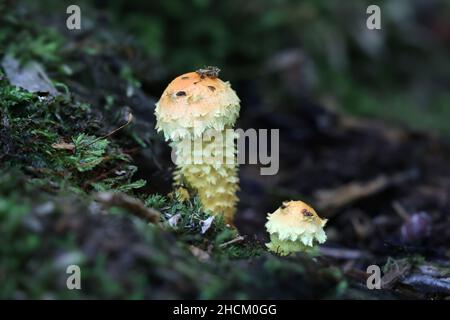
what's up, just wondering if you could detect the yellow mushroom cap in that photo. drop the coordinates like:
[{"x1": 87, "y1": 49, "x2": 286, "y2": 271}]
[
  {"x1": 266, "y1": 200, "x2": 327, "y2": 247},
  {"x1": 155, "y1": 71, "x2": 240, "y2": 141}
]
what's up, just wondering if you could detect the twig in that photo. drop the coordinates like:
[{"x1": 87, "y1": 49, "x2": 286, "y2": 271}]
[
  {"x1": 381, "y1": 259, "x2": 411, "y2": 289},
  {"x1": 219, "y1": 235, "x2": 245, "y2": 248},
  {"x1": 319, "y1": 246, "x2": 372, "y2": 260},
  {"x1": 392, "y1": 201, "x2": 410, "y2": 221},
  {"x1": 95, "y1": 192, "x2": 160, "y2": 223}
]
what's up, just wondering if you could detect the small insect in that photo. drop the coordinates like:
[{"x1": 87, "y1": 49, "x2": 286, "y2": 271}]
[{"x1": 196, "y1": 66, "x2": 221, "y2": 79}]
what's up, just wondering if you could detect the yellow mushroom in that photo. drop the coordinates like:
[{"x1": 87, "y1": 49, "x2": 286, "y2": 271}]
[
  {"x1": 266, "y1": 200, "x2": 327, "y2": 256},
  {"x1": 155, "y1": 67, "x2": 240, "y2": 223}
]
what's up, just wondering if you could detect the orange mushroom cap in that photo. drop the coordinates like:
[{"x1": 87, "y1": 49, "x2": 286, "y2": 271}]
[{"x1": 155, "y1": 71, "x2": 240, "y2": 141}]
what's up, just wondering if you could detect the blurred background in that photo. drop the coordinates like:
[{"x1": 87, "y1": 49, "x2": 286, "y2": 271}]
[
  {"x1": 1, "y1": 0, "x2": 450, "y2": 299},
  {"x1": 17, "y1": 0, "x2": 450, "y2": 134},
  {"x1": 99, "y1": 0, "x2": 450, "y2": 132}
]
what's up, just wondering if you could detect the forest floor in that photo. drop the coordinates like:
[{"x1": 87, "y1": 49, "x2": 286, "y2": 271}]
[{"x1": 1, "y1": 2, "x2": 450, "y2": 299}]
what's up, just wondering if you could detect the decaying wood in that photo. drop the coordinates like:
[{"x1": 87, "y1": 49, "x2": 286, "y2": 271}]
[{"x1": 319, "y1": 246, "x2": 372, "y2": 260}]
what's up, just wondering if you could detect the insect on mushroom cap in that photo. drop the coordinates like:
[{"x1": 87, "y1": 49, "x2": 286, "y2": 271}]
[
  {"x1": 266, "y1": 200, "x2": 327, "y2": 245},
  {"x1": 155, "y1": 70, "x2": 240, "y2": 141}
]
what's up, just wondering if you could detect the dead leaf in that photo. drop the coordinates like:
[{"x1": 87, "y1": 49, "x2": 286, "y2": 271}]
[
  {"x1": 314, "y1": 169, "x2": 419, "y2": 211},
  {"x1": 2, "y1": 54, "x2": 58, "y2": 96},
  {"x1": 51, "y1": 142, "x2": 75, "y2": 151},
  {"x1": 168, "y1": 213, "x2": 182, "y2": 228},
  {"x1": 200, "y1": 216, "x2": 214, "y2": 234}
]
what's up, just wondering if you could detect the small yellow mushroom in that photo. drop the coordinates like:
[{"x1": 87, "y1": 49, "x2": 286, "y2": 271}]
[
  {"x1": 155, "y1": 68, "x2": 240, "y2": 223},
  {"x1": 266, "y1": 200, "x2": 327, "y2": 256}
]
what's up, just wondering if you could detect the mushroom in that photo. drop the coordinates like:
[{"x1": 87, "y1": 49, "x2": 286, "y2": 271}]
[
  {"x1": 265, "y1": 200, "x2": 327, "y2": 255},
  {"x1": 155, "y1": 67, "x2": 240, "y2": 223}
]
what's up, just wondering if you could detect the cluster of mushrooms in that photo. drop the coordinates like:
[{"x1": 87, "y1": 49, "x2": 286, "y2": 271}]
[{"x1": 155, "y1": 67, "x2": 327, "y2": 255}]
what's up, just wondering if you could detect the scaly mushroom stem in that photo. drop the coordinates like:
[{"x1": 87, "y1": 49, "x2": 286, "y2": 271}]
[{"x1": 172, "y1": 129, "x2": 239, "y2": 222}]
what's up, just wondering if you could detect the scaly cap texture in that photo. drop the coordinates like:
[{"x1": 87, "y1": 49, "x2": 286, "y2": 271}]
[
  {"x1": 155, "y1": 71, "x2": 240, "y2": 141},
  {"x1": 266, "y1": 200, "x2": 327, "y2": 255}
]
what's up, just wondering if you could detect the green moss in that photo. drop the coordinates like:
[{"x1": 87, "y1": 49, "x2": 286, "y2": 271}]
[{"x1": 147, "y1": 193, "x2": 236, "y2": 247}]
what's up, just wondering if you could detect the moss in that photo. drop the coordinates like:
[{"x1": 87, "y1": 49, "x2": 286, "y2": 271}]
[
  {"x1": 0, "y1": 80, "x2": 145, "y2": 193},
  {"x1": 147, "y1": 193, "x2": 237, "y2": 248}
]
